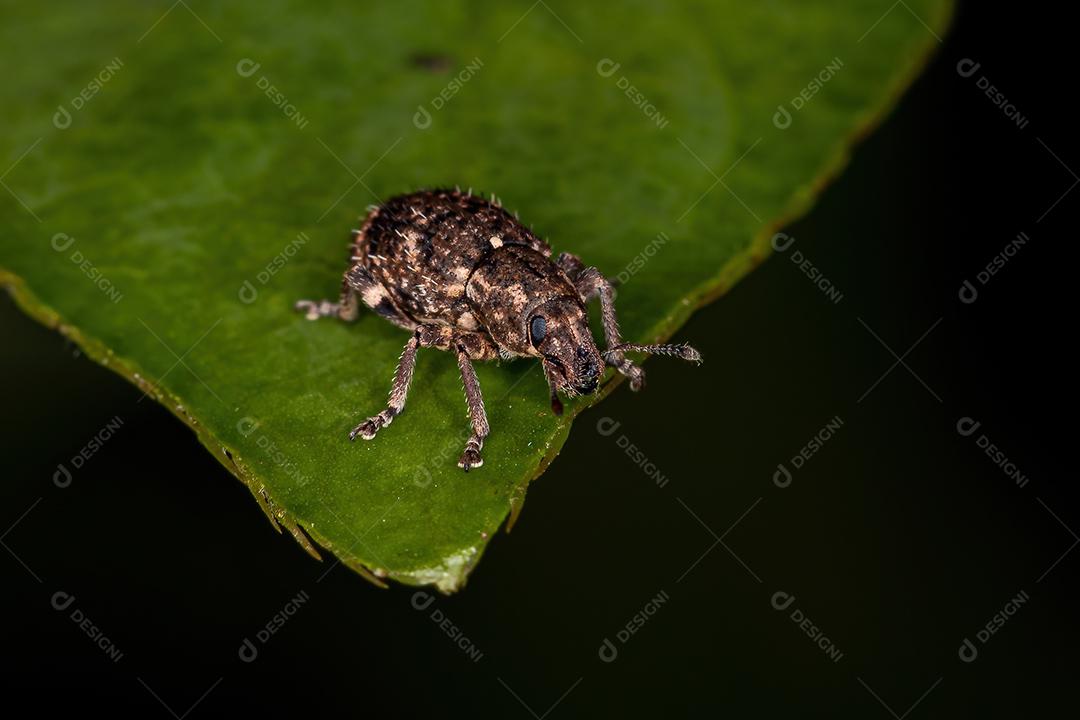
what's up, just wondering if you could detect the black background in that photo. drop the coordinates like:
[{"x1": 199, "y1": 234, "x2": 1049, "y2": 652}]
[{"x1": 1, "y1": 3, "x2": 1075, "y2": 717}]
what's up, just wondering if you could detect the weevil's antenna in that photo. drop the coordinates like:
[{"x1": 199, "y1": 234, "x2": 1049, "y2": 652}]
[{"x1": 603, "y1": 342, "x2": 702, "y2": 364}]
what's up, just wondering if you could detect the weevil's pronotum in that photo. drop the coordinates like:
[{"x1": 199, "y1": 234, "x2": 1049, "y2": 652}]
[{"x1": 296, "y1": 189, "x2": 701, "y2": 470}]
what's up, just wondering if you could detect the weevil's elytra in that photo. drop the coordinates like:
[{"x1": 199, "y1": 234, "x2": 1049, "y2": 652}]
[{"x1": 296, "y1": 188, "x2": 701, "y2": 471}]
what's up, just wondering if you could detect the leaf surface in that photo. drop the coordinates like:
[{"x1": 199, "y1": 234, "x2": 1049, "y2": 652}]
[{"x1": 0, "y1": 0, "x2": 951, "y2": 590}]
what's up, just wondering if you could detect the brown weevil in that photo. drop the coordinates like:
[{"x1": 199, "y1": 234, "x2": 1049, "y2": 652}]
[{"x1": 296, "y1": 188, "x2": 701, "y2": 470}]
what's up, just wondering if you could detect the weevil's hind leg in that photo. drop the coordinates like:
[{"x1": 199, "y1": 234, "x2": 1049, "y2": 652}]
[
  {"x1": 349, "y1": 328, "x2": 420, "y2": 441},
  {"x1": 295, "y1": 274, "x2": 360, "y2": 322},
  {"x1": 454, "y1": 341, "x2": 490, "y2": 471}
]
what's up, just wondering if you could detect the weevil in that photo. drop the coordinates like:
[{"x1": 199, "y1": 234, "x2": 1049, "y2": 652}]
[{"x1": 296, "y1": 188, "x2": 701, "y2": 470}]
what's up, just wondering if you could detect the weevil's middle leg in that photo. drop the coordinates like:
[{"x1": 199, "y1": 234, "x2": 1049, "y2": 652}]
[
  {"x1": 349, "y1": 328, "x2": 420, "y2": 441},
  {"x1": 454, "y1": 341, "x2": 490, "y2": 471}
]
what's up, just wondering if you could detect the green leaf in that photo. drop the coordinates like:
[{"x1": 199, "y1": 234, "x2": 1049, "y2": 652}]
[{"x1": 0, "y1": 0, "x2": 951, "y2": 591}]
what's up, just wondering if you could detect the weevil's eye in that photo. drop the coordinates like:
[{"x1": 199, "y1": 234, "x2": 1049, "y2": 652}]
[{"x1": 529, "y1": 315, "x2": 547, "y2": 347}]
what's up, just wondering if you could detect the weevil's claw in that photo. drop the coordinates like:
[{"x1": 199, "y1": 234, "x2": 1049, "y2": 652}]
[
  {"x1": 349, "y1": 415, "x2": 385, "y2": 441},
  {"x1": 550, "y1": 392, "x2": 564, "y2": 416},
  {"x1": 294, "y1": 299, "x2": 320, "y2": 320},
  {"x1": 621, "y1": 362, "x2": 646, "y2": 391},
  {"x1": 295, "y1": 298, "x2": 343, "y2": 321},
  {"x1": 458, "y1": 447, "x2": 483, "y2": 471}
]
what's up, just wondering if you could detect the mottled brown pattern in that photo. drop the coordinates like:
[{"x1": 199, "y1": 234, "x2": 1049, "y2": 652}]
[
  {"x1": 296, "y1": 189, "x2": 701, "y2": 470},
  {"x1": 357, "y1": 189, "x2": 550, "y2": 334}
]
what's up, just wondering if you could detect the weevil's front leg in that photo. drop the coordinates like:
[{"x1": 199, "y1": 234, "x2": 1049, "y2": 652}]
[
  {"x1": 348, "y1": 328, "x2": 420, "y2": 440},
  {"x1": 573, "y1": 265, "x2": 646, "y2": 390},
  {"x1": 555, "y1": 251, "x2": 586, "y2": 279},
  {"x1": 295, "y1": 275, "x2": 360, "y2": 322},
  {"x1": 454, "y1": 340, "x2": 490, "y2": 471},
  {"x1": 562, "y1": 257, "x2": 702, "y2": 387}
]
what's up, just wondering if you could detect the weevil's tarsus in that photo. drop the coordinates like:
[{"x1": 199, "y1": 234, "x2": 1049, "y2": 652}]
[
  {"x1": 348, "y1": 328, "x2": 422, "y2": 441},
  {"x1": 295, "y1": 295, "x2": 355, "y2": 322},
  {"x1": 295, "y1": 265, "x2": 360, "y2": 322},
  {"x1": 455, "y1": 342, "x2": 489, "y2": 470}
]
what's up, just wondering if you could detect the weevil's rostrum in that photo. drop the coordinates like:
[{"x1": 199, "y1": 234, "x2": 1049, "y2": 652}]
[{"x1": 297, "y1": 189, "x2": 701, "y2": 470}]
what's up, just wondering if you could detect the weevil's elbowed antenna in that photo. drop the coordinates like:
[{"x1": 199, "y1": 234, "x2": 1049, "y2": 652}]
[{"x1": 602, "y1": 342, "x2": 703, "y2": 365}]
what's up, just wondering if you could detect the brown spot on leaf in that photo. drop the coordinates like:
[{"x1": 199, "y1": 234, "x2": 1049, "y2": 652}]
[{"x1": 409, "y1": 52, "x2": 452, "y2": 73}]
